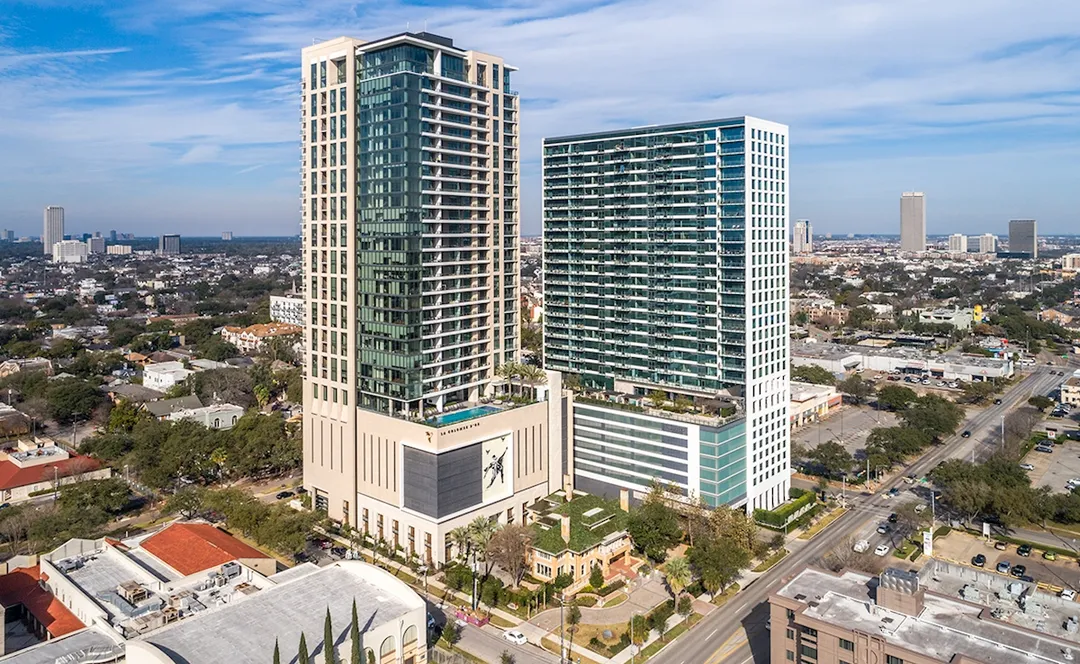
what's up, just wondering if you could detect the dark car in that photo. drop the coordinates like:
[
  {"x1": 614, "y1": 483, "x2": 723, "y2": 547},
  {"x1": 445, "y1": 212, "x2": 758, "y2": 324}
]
[
  {"x1": 994, "y1": 398, "x2": 1003, "y2": 405},
  {"x1": 1018, "y1": 544, "x2": 1032, "y2": 557},
  {"x1": 961, "y1": 430, "x2": 971, "y2": 438},
  {"x1": 888, "y1": 513, "x2": 898, "y2": 523},
  {"x1": 276, "y1": 490, "x2": 295, "y2": 500},
  {"x1": 296, "y1": 486, "x2": 308, "y2": 494},
  {"x1": 1011, "y1": 564, "x2": 1027, "y2": 578},
  {"x1": 330, "y1": 546, "x2": 347, "y2": 558},
  {"x1": 888, "y1": 487, "x2": 900, "y2": 497},
  {"x1": 971, "y1": 554, "x2": 986, "y2": 567}
]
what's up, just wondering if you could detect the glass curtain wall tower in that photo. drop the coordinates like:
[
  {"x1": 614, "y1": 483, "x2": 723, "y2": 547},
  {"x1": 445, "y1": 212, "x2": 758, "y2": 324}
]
[{"x1": 543, "y1": 117, "x2": 791, "y2": 511}]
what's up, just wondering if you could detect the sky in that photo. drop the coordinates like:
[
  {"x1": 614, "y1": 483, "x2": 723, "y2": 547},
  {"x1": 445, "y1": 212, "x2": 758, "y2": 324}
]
[{"x1": 2, "y1": 0, "x2": 1080, "y2": 237}]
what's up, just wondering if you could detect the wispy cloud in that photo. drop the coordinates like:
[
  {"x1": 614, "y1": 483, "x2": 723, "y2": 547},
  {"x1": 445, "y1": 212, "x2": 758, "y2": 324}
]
[{"x1": 0, "y1": 47, "x2": 131, "y2": 71}]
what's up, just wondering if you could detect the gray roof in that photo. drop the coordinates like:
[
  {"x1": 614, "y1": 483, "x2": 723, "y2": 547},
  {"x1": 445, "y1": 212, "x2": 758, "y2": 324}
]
[
  {"x1": 0, "y1": 628, "x2": 123, "y2": 664},
  {"x1": 105, "y1": 383, "x2": 166, "y2": 403},
  {"x1": 142, "y1": 396, "x2": 203, "y2": 417},
  {"x1": 136, "y1": 563, "x2": 420, "y2": 664}
]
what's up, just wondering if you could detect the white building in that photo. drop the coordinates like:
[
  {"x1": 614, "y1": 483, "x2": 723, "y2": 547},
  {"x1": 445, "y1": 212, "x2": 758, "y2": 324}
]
[
  {"x1": 43, "y1": 206, "x2": 64, "y2": 256},
  {"x1": 948, "y1": 233, "x2": 967, "y2": 253},
  {"x1": 51, "y1": 240, "x2": 88, "y2": 264},
  {"x1": 978, "y1": 233, "x2": 998, "y2": 254},
  {"x1": 166, "y1": 403, "x2": 246, "y2": 430},
  {"x1": 107, "y1": 244, "x2": 133, "y2": 255},
  {"x1": 142, "y1": 361, "x2": 193, "y2": 392},
  {"x1": 87, "y1": 236, "x2": 105, "y2": 254},
  {"x1": 269, "y1": 295, "x2": 305, "y2": 327},
  {"x1": 1061, "y1": 253, "x2": 1080, "y2": 273},
  {"x1": 793, "y1": 219, "x2": 813, "y2": 254},
  {"x1": 918, "y1": 307, "x2": 974, "y2": 330}
]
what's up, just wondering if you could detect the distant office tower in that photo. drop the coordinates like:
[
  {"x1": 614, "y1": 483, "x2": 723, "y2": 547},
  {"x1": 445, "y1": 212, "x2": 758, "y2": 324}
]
[
  {"x1": 900, "y1": 192, "x2": 926, "y2": 252},
  {"x1": 1009, "y1": 219, "x2": 1037, "y2": 258},
  {"x1": 544, "y1": 117, "x2": 791, "y2": 512},
  {"x1": 221, "y1": 231, "x2": 233, "y2": 241},
  {"x1": 793, "y1": 219, "x2": 812, "y2": 254},
  {"x1": 51, "y1": 239, "x2": 88, "y2": 263},
  {"x1": 109, "y1": 230, "x2": 117, "y2": 242},
  {"x1": 43, "y1": 206, "x2": 64, "y2": 255},
  {"x1": 158, "y1": 234, "x2": 181, "y2": 255},
  {"x1": 948, "y1": 234, "x2": 967, "y2": 253},
  {"x1": 1, "y1": 230, "x2": 11, "y2": 242},
  {"x1": 978, "y1": 233, "x2": 997, "y2": 254},
  {"x1": 87, "y1": 236, "x2": 106, "y2": 254},
  {"x1": 106, "y1": 245, "x2": 132, "y2": 255}
]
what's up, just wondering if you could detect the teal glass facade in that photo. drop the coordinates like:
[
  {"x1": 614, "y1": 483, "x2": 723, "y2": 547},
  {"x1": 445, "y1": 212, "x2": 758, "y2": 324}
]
[{"x1": 699, "y1": 421, "x2": 747, "y2": 506}]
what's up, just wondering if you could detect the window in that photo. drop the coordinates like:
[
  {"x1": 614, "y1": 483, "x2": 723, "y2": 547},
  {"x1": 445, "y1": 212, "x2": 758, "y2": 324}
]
[
  {"x1": 839, "y1": 638, "x2": 854, "y2": 651},
  {"x1": 785, "y1": 651, "x2": 794, "y2": 662},
  {"x1": 886, "y1": 657, "x2": 904, "y2": 664},
  {"x1": 800, "y1": 626, "x2": 817, "y2": 637},
  {"x1": 798, "y1": 645, "x2": 817, "y2": 659},
  {"x1": 786, "y1": 628, "x2": 794, "y2": 640}
]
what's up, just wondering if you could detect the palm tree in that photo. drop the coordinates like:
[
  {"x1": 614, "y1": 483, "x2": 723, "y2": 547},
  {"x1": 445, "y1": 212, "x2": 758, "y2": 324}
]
[
  {"x1": 449, "y1": 526, "x2": 471, "y2": 563},
  {"x1": 468, "y1": 517, "x2": 499, "y2": 576},
  {"x1": 663, "y1": 556, "x2": 691, "y2": 600}
]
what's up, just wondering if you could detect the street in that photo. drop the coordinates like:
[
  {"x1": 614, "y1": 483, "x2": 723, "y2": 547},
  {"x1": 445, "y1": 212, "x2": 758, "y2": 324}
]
[{"x1": 652, "y1": 364, "x2": 1067, "y2": 664}]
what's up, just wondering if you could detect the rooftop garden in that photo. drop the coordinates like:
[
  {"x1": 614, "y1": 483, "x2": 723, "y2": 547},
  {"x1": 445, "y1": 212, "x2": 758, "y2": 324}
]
[{"x1": 531, "y1": 492, "x2": 628, "y2": 555}]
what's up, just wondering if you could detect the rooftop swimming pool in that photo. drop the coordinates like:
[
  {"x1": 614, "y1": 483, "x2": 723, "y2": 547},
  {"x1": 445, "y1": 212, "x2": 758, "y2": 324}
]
[{"x1": 428, "y1": 405, "x2": 501, "y2": 427}]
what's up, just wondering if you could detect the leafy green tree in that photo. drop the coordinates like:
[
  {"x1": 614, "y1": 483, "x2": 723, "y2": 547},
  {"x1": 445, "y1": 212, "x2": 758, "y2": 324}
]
[
  {"x1": 791, "y1": 365, "x2": 836, "y2": 385},
  {"x1": 663, "y1": 556, "x2": 691, "y2": 599},
  {"x1": 565, "y1": 600, "x2": 582, "y2": 659},
  {"x1": 165, "y1": 486, "x2": 205, "y2": 519},
  {"x1": 627, "y1": 497, "x2": 682, "y2": 561},
  {"x1": 499, "y1": 651, "x2": 516, "y2": 664},
  {"x1": 1028, "y1": 395, "x2": 1055, "y2": 411},
  {"x1": 589, "y1": 563, "x2": 604, "y2": 590},
  {"x1": 46, "y1": 378, "x2": 105, "y2": 424},
  {"x1": 107, "y1": 400, "x2": 147, "y2": 432},
  {"x1": 628, "y1": 614, "x2": 648, "y2": 648},
  {"x1": 806, "y1": 441, "x2": 853, "y2": 479},
  {"x1": 677, "y1": 594, "x2": 694, "y2": 627},
  {"x1": 900, "y1": 394, "x2": 965, "y2": 439},
  {"x1": 688, "y1": 537, "x2": 750, "y2": 595},
  {"x1": 441, "y1": 621, "x2": 461, "y2": 651},
  {"x1": 649, "y1": 600, "x2": 674, "y2": 641},
  {"x1": 876, "y1": 384, "x2": 918, "y2": 411},
  {"x1": 961, "y1": 381, "x2": 998, "y2": 404},
  {"x1": 836, "y1": 375, "x2": 873, "y2": 405}
]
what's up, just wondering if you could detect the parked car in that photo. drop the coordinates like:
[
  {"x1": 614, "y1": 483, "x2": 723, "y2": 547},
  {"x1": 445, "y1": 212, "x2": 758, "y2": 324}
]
[
  {"x1": 1035, "y1": 445, "x2": 1054, "y2": 454},
  {"x1": 853, "y1": 539, "x2": 870, "y2": 553},
  {"x1": 996, "y1": 561, "x2": 1011, "y2": 574},
  {"x1": 888, "y1": 513, "x2": 898, "y2": 523},
  {"x1": 972, "y1": 554, "x2": 986, "y2": 567},
  {"x1": 877, "y1": 524, "x2": 890, "y2": 534},
  {"x1": 1061, "y1": 589, "x2": 1076, "y2": 601},
  {"x1": 1020, "y1": 463, "x2": 1035, "y2": 471},
  {"x1": 1018, "y1": 544, "x2": 1032, "y2": 557},
  {"x1": 961, "y1": 430, "x2": 971, "y2": 438},
  {"x1": 276, "y1": 490, "x2": 295, "y2": 500},
  {"x1": 1044, "y1": 551, "x2": 1058, "y2": 561},
  {"x1": 1010, "y1": 564, "x2": 1027, "y2": 578},
  {"x1": 874, "y1": 544, "x2": 890, "y2": 556},
  {"x1": 995, "y1": 541, "x2": 1008, "y2": 551},
  {"x1": 914, "y1": 504, "x2": 927, "y2": 514},
  {"x1": 504, "y1": 630, "x2": 527, "y2": 645}
]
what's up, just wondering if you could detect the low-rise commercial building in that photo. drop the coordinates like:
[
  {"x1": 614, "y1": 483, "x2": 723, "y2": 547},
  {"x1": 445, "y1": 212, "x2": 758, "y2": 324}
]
[
  {"x1": 165, "y1": 403, "x2": 245, "y2": 430},
  {"x1": 789, "y1": 382, "x2": 841, "y2": 428},
  {"x1": 0, "y1": 440, "x2": 110, "y2": 504},
  {"x1": 917, "y1": 307, "x2": 975, "y2": 330},
  {"x1": 793, "y1": 341, "x2": 1014, "y2": 381},
  {"x1": 1062, "y1": 376, "x2": 1080, "y2": 407}
]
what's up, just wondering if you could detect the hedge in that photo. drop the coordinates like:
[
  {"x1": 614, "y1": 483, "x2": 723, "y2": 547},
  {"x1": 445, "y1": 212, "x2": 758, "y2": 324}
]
[
  {"x1": 597, "y1": 579, "x2": 626, "y2": 596},
  {"x1": 753, "y1": 491, "x2": 817, "y2": 529}
]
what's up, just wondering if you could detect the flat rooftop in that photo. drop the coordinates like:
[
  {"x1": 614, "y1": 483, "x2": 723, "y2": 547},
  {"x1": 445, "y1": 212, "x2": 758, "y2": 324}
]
[
  {"x1": 778, "y1": 564, "x2": 1080, "y2": 664},
  {"x1": 0, "y1": 629, "x2": 123, "y2": 664},
  {"x1": 135, "y1": 562, "x2": 421, "y2": 664}
]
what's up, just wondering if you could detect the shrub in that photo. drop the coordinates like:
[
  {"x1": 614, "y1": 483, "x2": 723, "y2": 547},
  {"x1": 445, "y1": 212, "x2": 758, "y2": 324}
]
[
  {"x1": 576, "y1": 596, "x2": 597, "y2": 607},
  {"x1": 597, "y1": 579, "x2": 626, "y2": 596}
]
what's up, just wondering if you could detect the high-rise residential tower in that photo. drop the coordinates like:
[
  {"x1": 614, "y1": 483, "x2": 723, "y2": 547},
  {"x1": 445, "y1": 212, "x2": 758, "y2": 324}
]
[
  {"x1": 1009, "y1": 219, "x2": 1037, "y2": 258},
  {"x1": 948, "y1": 233, "x2": 967, "y2": 253},
  {"x1": 544, "y1": 117, "x2": 791, "y2": 512},
  {"x1": 978, "y1": 233, "x2": 997, "y2": 254},
  {"x1": 43, "y1": 206, "x2": 64, "y2": 255},
  {"x1": 900, "y1": 192, "x2": 925, "y2": 252},
  {"x1": 301, "y1": 33, "x2": 564, "y2": 565},
  {"x1": 793, "y1": 219, "x2": 812, "y2": 254},
  {"x1": 158, "y1": 234, "x2": 181, "y2": 255}
]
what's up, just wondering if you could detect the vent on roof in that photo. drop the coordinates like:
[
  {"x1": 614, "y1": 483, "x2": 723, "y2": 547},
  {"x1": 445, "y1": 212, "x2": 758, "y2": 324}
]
[{"x1": 794, "y1": 593, "x2": 807, "y2": 601}]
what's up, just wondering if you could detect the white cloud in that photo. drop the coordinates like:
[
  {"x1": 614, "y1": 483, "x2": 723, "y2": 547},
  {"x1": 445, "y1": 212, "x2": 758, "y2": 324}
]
[{"x1": 177, "y1": 144, "x2": 223, "y2": 164}]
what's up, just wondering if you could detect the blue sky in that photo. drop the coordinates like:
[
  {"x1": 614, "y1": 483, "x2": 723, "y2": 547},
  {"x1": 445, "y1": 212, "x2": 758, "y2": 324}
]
[{"x1": 2, "y1": 0, "x2": 1080, "y2": 237}]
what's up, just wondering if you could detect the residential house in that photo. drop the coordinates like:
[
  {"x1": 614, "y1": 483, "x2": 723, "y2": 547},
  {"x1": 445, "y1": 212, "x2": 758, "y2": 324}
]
[
  {"x1": 220, "y1": 323, "x2": 302, "y2": 355},
  {"x1": 141, "y1": 362, "x2": 193, "y2": 392},
  {"x1": 0, "y1": 358, "x2": 52, "y2": 379},
  {"x1": 166, "y1": 403, "x2": 245, "y2": 430},
  {"x1": 141, "y1": 396, "x2": 203, "y2": 420}
]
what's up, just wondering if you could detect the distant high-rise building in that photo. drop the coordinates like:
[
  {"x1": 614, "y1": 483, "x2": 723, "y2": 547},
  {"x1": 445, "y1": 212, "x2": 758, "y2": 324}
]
[
  {"x1": 158, "y1": 234, "x2": 181, "y2": 255},
  {"x1": 51, "y1": 239, "x2": 87, "y2": 263},
  {"x1": 948, "y1": 233, "x2": 967, "y2": 253},
  {"x1": 978, "y1": 233, "x2": 997, "y2": 254},
  {"x1": 87, "y1": 236, "x2": 106, "y2": 254},
  {"x1": 793, "y1": 219, "x2": 812, "y2": 254},
  {"x1": 43, "y1": 206, "x2": 64, "y2": 256},
  {"x1": 221, "y1": 231, "x2": 233, "y2": 241},
  {"x1": 544, "y1": 116, "x2": 791, "y2": 512},
  {"x1": 106, "y1": 245, "x2": 132, "y2": 255},
  {"x1": 1009, "y1": 219, "x2": 1037, "y2": 258},
  {"x1": 900, "y1": 192, "x2": 926, "y2": 252},
  {"x1": 109, "y1": 230, "x2": 117, "y2": 242},
  {"x1": 1, "y1": 229, "x2": 12, "y2": 242}
]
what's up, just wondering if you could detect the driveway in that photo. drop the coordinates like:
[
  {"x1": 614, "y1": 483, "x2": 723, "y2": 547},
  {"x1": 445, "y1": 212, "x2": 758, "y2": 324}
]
[{"x1": 529, "y1": 576, "x2": 670, "y2": 631}]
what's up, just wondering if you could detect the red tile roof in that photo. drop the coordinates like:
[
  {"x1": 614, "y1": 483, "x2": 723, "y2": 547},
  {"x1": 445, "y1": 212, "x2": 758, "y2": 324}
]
[
  {"x1": 0, "y1": 455, "x2": 102, "y2": 492},
  {"x1": 0, "y1": 566, "x2": 84, "y2": 637},
  {"x1": 140, "y1": 522, "x2": 270, "y2": 576}
]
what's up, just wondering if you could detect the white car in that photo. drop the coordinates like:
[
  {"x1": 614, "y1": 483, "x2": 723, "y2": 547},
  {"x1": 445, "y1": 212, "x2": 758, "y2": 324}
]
[
  {"x1": 914, "y1": 504, "x2": 927, "y2": 514},
  {"x1": 874, "y1": 544, "x2": 890, "y2": 557},
  {"x1": 1062, "y1": 589, "x2": 1077, "y2": 601},
  {"x1": 504, "y1": 630, "x2": 527, "y2": 645},
  {"x1": 853, "y1": 539, "x2": 870, "y2": 553},
  {"x1": 1021, "y1": 463, "x2": 1035, "y2": 471}
]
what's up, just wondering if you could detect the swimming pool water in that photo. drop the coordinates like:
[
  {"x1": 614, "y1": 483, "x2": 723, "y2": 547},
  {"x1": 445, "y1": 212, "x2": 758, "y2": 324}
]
[{"x1": 429, "y1": 405, "x2": 500, "y2": 426}]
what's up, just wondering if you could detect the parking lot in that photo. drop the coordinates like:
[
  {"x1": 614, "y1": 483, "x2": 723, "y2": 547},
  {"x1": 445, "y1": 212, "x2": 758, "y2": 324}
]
[
  {"x1": 1023, "y1": 440, "x2": 1080, "y2": 495},
  {"x1": 794, "y1": 405, "x2": 898, "y2": 457},
  {"x1": 933, "y1": 530, "x2": 1080, "y2": 592}
]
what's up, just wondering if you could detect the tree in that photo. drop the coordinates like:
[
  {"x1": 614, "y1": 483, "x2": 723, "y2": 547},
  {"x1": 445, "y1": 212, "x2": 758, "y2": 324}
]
[
  {"x1": 682, "y1": 494, "x2": 710, "y2": 548},
  {"x1": 274, "y1": 639, "x2": 281, "y2": 664},
  {"x1": 894, "y1": 501, "x2": 930, "y2": 538},
  {"x1": 836, "y1": 375, "x2": 873, "y2": 405},
  {"x1": 449, "y1": 526, "x2": 471, "y2": 562},
  {"x1": 486, "y1": 523, "x2": 533, "y2": 587},
  {"x1": 468, "y1": 517, "x2": 498, "y2": 575},
  {"x1": 689, "y1": 538, "x2": 750, "y2": 595},
  {"x1": 298, "y1": 633, "x2": 309, "y2": 664},
  {"x1": 628, "y1": 614, "x2": 648, "y2": 649},
  {"x1": 46, "y1": 378, "x2": 105, "y2": 424},
  {"x1": 324, "y1": 607, "x2": 335, "y2": 664},
  {"x1": 900, "y1": 394, "x2": 965, "y2": 439},
  {"x1": 500, "y1": 651, "x2": 517, "y2": 664},
  {"x1": 1028, "y1": 395, "x2": 1055, "y2": 412},
  {"x1": 647, "y1": 389, "x2": 667, "y2": 408},
  {"x1": 565, "y1": 600, "x2": 582, "y2": 659},
  {"x1": 960, "y1": 381, "x2": 998, "y2": 405},
  {"x1": 627, "y1": 496, "x2": 682, "y2": 561},
  {"x1": 441, "y1": 621, "x2": 461, "y2": 651},
  {"x1": 589, "y1": 563, "x2": 605, "y2": 590},
  {"x1": 792, "y1": 365, "x2": 835, "y2": 386},
  {"x1": 806, "y1": 441, "x2": 853, "y2": 479},
  {"x1": 707, "y1": 504, "x2": 756, "y2": 554},
  {"x1": 649, "y1": 601, "x2": 674, "y2": 641},
  {"x1": 350, "y1": 600, "x2": 361, "y2": 664},
  {"x1": 107, "y1": 400, "x2": 147, "y2": 432},
  {"x1": 663, "y1": 556, "x2": 691, "y2": 599},
  {"x1": 165, "y1": 486, "x2": 205, "y2": 519},
  {"x1": 876, "y1": 384, "x2": 918, "y2": 412},
  {"x1": 677, "y1": 594, "x2": 694, "y2": 627}
]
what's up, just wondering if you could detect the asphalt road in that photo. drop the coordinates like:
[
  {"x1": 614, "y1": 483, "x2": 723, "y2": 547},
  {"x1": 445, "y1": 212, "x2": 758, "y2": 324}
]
[{"x1": 654, "y1": 364, "x2": 1068, "y2": 664}]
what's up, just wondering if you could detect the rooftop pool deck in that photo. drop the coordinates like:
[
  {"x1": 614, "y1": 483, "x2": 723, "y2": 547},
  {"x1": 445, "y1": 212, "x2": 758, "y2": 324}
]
[{"x1": 427, "y1": 404, "x2": 502, "y2": 427}]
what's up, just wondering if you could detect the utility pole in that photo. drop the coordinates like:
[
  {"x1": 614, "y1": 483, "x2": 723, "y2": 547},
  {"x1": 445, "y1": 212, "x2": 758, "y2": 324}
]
[{"x1": 559, "y1": 593, "x2": 566, "y2": 664}]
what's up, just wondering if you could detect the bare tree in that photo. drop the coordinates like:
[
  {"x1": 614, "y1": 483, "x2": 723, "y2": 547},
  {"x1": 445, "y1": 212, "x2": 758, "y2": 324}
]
[{"x1": 486, "y1": 524, "x2": 534, "y2": 587}]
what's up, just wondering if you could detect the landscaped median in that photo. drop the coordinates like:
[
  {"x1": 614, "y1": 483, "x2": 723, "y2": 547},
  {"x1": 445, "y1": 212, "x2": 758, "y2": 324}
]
[
  {"x1": 798, "y1": 506, "x2": 847, "y2": 540},
  {"x1": 752, "y1": 548, "x2": 789, "y2": 573}
]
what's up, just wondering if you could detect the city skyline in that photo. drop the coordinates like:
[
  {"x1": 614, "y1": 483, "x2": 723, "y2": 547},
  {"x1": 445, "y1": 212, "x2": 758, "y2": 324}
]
[{"x1": 2, "y1": 1, "x2": 1080, "y2": 235}]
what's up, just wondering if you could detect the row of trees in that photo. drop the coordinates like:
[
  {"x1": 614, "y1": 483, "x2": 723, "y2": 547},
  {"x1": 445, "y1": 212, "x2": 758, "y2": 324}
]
[
  {"x1": 0, "y1": 478, "x2": 137, "y2": 555},
  {"x1": 167, "y1": 486, "x2": 318, "y2": 556},
  {"x1": 81, "y1": 404, "x2": 301, "y2": 489},
  {"x1": 0, "y1": 370, "x2": 108, "y2": 425}
]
